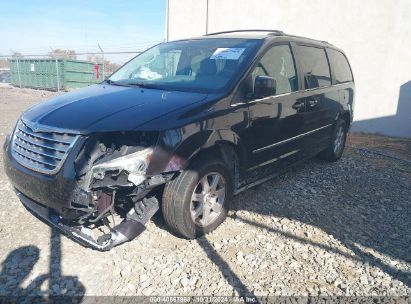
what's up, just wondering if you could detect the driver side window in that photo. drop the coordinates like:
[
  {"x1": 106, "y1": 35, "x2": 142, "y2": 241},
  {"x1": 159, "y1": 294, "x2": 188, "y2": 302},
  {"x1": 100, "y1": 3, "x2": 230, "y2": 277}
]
[{"x1": 250, "y1": 45, "x2": 298, "y2": 96}]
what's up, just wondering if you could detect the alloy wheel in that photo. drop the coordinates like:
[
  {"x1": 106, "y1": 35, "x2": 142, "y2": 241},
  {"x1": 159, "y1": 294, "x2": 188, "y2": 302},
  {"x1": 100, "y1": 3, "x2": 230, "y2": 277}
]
[
  {"x1": 190, "y1": 172, "x2": 226, "y2": 227},
  {"x1": 333, "y1": 126, "x2": 345, "y2": 154}
]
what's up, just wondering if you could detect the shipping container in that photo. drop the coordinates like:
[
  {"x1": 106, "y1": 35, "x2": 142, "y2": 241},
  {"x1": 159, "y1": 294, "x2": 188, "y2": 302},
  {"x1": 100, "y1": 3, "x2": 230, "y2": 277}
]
[{"x1": 9, "y1": 59, "x2": 103, "y2": 91}]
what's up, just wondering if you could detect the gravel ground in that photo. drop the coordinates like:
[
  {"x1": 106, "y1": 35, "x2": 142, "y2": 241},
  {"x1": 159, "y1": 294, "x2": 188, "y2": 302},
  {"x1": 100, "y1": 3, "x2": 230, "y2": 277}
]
[{"x1": 0, "y1": 85, "x2": 410, "y2": 298}]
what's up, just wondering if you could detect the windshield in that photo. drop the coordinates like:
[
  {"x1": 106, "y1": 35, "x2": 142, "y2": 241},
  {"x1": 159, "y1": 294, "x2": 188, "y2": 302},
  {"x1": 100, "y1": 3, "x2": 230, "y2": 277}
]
[{"x1": 109, "y1": 38, "x2": 262, "y2": 93}]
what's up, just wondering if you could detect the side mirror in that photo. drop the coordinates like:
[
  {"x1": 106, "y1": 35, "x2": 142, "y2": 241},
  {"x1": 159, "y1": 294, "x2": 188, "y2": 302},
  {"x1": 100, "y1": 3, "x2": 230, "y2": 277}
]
[{"x1": 254, "y1": 76, "x2": 276, "y2": 98}]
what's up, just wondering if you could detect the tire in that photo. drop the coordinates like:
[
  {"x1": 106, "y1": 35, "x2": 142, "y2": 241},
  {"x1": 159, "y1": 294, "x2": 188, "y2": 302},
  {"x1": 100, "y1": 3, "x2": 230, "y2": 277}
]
[
  {"x1": 162, "y1": 155, "x2": 233, "y2": 239},
  {"x1": 317, "y1": 119, "x2": 347, "y2": 161}
]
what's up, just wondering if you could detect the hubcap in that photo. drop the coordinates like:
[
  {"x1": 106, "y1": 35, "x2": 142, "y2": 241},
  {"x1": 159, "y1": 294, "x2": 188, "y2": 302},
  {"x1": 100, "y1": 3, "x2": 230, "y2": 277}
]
[
  {"x1": 333, "y1": 126, "x2": 345, "y2": 154},
  {"x1": 190, "y1": 172, "x2": 226, "y2": 227}
]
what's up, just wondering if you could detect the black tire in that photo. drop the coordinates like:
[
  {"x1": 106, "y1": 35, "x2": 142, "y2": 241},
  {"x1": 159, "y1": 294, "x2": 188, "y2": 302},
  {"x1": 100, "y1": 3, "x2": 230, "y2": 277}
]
[
  {"x1": 162, "y1": 155, "x2": 233, "y2": 239},
  {"x1": 317, "y1": 119, "x2": 347, "y2": 161}
]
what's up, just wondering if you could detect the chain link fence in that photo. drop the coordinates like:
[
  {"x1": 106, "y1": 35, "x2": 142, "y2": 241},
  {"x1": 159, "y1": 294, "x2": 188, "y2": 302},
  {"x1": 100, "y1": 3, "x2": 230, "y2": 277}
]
[
  {"x1": 0, "y1": 42, "x2": 161, "y2": 90},
  {"x1": 0, "y1": 51, "x2": 141, "y2": 91}
]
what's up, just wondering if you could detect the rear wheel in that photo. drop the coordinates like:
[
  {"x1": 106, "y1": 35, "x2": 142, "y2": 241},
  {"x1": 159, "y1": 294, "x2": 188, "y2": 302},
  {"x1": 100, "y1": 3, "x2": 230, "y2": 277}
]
[
  {"x1": 162, "y1": 156, "x2": 232, "y2": 239},
  {"x1": 317, "y1": 119, "x2": 347, "y2": 161}
]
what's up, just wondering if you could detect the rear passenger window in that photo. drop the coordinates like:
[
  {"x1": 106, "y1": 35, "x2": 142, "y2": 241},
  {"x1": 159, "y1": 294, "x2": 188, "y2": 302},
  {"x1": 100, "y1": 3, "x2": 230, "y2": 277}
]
[
  {"x1": 327, "y1": 49, "x2": 353, "y2": 84},
  {"x1": 296, "y1": 45, "x2": 331, "y2": 89},
  {"x1": 251, "y1": 45, "x2": 298, "y2": 95}
]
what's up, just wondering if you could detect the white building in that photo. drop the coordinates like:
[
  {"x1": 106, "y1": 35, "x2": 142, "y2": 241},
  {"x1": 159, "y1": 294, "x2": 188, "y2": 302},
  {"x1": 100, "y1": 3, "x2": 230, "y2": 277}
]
[{"x1": 165, "y1": 0, "x2": 411, "y2": 138}]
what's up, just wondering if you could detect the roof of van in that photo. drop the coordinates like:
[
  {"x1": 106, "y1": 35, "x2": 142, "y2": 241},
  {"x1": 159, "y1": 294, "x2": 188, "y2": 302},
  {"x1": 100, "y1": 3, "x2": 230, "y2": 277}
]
[{"x1": 188, "y1": 29, "x2": 337, "y2": 48}]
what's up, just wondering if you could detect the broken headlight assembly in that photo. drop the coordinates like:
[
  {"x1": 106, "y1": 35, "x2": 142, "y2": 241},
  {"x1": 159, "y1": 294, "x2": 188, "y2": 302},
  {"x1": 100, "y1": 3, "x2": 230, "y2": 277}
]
[{"x1": 91, "y1": 147, "x2": 154, "y2": 187}]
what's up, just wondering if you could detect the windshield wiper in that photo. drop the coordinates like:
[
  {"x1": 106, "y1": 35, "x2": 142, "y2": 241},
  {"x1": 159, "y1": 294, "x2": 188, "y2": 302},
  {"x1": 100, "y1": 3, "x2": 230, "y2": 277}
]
[
  {"x1": 126, "y1": 82, "x2": 160, "y2": 89},
  {"x1": 103, "y1": 79, "x2": 124, "y2": 86},
  {"x1": 104, "y1": 79, "x2": 161, "y2": 89}
]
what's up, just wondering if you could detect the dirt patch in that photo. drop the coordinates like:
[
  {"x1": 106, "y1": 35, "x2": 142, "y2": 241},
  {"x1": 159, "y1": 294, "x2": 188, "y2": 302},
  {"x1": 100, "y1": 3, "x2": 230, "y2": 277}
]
[{"x1": 348, "y1": 133, "x2": 411, "y2": 161}]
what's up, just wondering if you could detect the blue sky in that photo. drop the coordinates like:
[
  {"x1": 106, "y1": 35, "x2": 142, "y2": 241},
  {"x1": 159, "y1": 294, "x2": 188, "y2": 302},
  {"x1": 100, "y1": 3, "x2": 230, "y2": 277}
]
[{"x1": 0, "y1": 0, "x2": 166, "y2": 63}]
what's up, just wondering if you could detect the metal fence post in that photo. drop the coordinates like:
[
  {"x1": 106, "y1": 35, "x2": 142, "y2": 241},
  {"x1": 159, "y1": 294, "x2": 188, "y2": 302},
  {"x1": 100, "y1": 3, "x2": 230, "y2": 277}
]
[
  {"x1": 16, "y1": 58, "x2": 22, "y2": 88},
  {"x1": 55, "y1": 59, "x2": 60, "y2": 92},
  {"x1": 98, "y1": 44, "x2": 105, "y2": 79}
]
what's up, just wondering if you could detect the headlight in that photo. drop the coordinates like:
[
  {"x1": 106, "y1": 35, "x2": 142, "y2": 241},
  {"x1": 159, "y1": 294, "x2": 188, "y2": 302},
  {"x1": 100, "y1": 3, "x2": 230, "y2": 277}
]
[{"x1": 91, "y1": 147, "x2": 154, "y2": 186}]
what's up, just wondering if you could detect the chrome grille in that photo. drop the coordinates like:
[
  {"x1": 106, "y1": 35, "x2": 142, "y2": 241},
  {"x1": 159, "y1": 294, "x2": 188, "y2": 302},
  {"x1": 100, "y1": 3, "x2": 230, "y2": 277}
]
[{"x1": 11, "y1": 120, "x2": 79, "y2": 174}]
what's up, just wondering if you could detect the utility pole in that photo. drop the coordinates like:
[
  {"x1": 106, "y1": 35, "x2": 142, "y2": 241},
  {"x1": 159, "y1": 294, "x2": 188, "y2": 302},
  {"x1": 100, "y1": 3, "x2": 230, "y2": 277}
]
[
  {"x1": 98, "y1": 44, "x2": 105, "y2": 79},
  {"x1": 205, "y1": 0, "x2": 209, "y2": 35},
  {"x1": 165, "y1": 0, "x2": 170, "y2": 41}
]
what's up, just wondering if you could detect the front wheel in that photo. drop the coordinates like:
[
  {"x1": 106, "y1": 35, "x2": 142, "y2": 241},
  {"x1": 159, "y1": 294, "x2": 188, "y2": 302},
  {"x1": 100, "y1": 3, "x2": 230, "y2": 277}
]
[
  {"x1": 162, "y1": 156, "x2": 233, "y2": 239},
  {"x1": 317, "y1": 119, "x2": 347, "y2": 161}
]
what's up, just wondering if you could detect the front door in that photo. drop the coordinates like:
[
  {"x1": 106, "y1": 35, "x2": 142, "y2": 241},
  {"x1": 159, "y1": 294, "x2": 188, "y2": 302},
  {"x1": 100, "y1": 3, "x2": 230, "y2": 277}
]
[{"x1": 239, "y1": 43, "x2": 305, "y2": 169}]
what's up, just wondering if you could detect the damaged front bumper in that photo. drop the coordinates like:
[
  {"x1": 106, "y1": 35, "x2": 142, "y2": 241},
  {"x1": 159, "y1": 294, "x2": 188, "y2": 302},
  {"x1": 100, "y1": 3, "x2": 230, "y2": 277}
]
[
  {"x1": 4, "y1": 130, "x2": 182, "y2": 250},
  {"x1": 17, "y1": 190, "x2": 158, "y2": 251}
]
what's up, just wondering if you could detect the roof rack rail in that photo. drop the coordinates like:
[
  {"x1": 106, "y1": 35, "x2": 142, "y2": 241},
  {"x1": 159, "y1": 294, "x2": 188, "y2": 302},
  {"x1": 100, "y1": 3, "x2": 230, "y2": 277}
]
[
  {"x1": 285, "y1": 34, "x2": 333, "y2": 46},
  {"x1": 205, "y1": 29, "x2": 285, "y2": 36},
  {"x1": 320, "y1": 40, "x2": 332, "y2": 45},
  {"x1": 203, "y1": 30, "x2": 333, "y2": 46}
]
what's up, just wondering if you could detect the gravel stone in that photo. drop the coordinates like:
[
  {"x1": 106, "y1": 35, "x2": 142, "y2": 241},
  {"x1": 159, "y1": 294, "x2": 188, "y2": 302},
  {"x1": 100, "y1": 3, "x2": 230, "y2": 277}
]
[
  {"x1": 0, "y1": 85, "x2": 410, "y2": 297},
  {"x1": 180, "y1": 277, "x2": 189, "y2": 288}
]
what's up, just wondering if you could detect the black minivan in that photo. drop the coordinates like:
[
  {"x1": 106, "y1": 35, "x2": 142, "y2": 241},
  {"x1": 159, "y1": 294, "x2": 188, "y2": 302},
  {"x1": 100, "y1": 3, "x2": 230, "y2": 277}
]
[{"x1": 3, "y1": 30, "x2": 354, "y2": 250}]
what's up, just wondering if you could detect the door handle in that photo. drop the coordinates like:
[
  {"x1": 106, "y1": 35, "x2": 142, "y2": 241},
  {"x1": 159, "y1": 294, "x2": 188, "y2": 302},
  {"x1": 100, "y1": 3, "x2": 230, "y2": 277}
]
[
  {"x1": 292, "y1": 101, "x2": 305, "y2": 110},
  {"x1": 307, "y1": 98, "x2": 318, "y2": 107}
]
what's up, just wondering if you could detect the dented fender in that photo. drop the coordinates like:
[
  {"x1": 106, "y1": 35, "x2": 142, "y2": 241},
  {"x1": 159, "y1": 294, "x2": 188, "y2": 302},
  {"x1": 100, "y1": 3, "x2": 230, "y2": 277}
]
[{"x1": 145, "y1": 128, "x2": 245, "y2": 176}]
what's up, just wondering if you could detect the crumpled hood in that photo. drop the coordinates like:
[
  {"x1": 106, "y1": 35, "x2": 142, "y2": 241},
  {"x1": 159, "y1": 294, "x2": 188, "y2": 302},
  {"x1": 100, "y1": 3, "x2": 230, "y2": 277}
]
[{"x1": 21, "y1": 84, "x2": 208, "y2": 134}]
